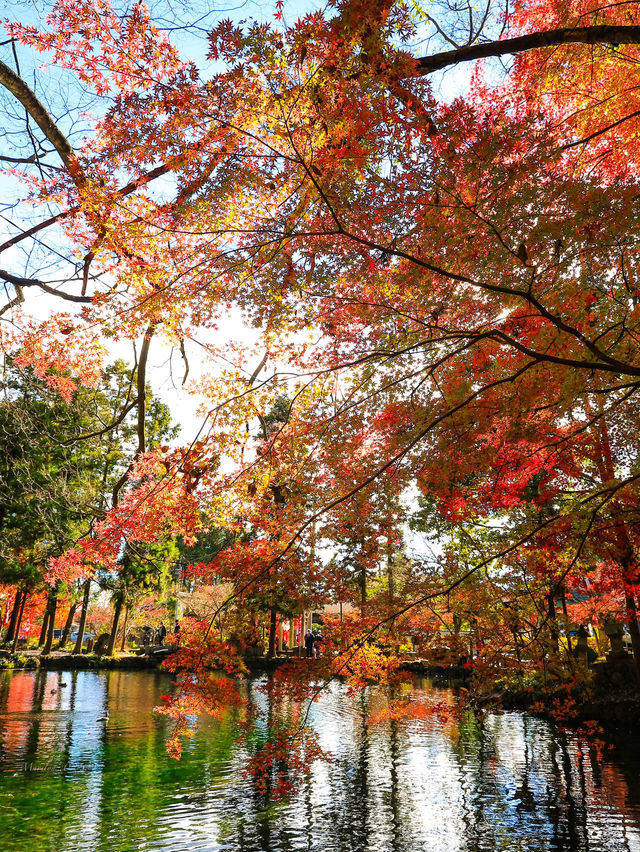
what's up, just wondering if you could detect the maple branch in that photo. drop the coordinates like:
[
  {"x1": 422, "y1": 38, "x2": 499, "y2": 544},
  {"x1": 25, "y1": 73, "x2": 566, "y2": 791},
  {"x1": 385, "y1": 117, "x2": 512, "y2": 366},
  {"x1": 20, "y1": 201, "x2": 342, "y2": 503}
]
[
  {"x1": 0, "y1": 161, "x2": 182, "y2": 260},
  {"x1": 111, "y1": 324, "x2": 156, "y2": 505},
  {"x1": 136, "y1": 324, "x2": 156, "y2": 456},
  {"x1": 59, "y1": 399, "x2": 139, "y2": 446},
  {"x1": 561, "y1": 106, "x2": 640, "y2": 149},
  {"x1": 0, "y1": 283, "x2": 24, "y2": 316},
  {"x1": 117, "y1": 160, "x2": 194, "y2": 199},
  {"x1": 415, "y1": 25, "x2": 640, "y2": 75},
  {"x1": 333, "y1": 227, "x2": 640, "y2": 376},
  {"x1": 293, "y1": 471, "x2": 638, "y2": 729},
  {"x1": 247, "y1": 351, "x2": 269, "y2": 386},
  {"x1": 0, "y1": 269, "x2": 92, "y2": 303},
  {"x1": 0, "y1": 152, "x2": 37, "y2": 164},
  {"x1": 0, "y1": 210, "x2": 76, "y2": 255},
  {"x1": 0, "y1": 59, "x2": 82, "y2": 179},
  {"x1": 487, "y1": 328, "x2": 640, "y2": 375},
  {"x1": 179, "y1": 338, "x2": 190, "y2": 386}
]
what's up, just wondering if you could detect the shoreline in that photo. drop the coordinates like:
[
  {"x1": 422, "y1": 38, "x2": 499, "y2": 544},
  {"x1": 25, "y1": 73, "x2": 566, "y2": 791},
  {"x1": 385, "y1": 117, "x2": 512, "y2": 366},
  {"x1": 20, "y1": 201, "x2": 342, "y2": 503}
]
[
  {"x1": 0, "y1": 651, "x2": 162, "y2": 671},
  {"x1": 3, "y1": 652, "x2": 637, "y2": 736},
  {"x1": 500, "y1": 687, "x2": 640, "y2": 738},
  {"x1": 0, "y1": 651, "x2": 482, "y2": 678}
]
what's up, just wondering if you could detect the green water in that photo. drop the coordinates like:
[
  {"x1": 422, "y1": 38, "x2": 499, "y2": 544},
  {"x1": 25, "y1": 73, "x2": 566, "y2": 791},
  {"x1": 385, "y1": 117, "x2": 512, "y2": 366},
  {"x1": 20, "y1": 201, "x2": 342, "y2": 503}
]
[{"x1": 1, "y1": 669, "x2": 639, "y2": 851}]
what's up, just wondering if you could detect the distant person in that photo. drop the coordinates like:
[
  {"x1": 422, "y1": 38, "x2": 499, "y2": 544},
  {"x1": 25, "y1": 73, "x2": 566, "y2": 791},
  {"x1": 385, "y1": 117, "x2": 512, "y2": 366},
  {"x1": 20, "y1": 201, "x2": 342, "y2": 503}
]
[
  {"x1": 304, "y1": 630, "x2": 315, "y2": 658},
  {"x1": 143, "y1": 625, "x2": 152, "y2": 648},
  {"x1": 158, "y1": 623, "x2": 167, "y2": 644},
  {"x1": 174, "y1": 619, "x2": 181, "y2": 635}
]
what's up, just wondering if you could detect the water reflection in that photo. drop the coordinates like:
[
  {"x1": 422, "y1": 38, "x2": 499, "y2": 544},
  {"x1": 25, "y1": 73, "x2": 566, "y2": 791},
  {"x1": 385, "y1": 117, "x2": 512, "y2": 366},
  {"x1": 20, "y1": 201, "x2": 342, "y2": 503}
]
[{"x1": 0, "y1": 669, "x2": 639, "y2": 851}]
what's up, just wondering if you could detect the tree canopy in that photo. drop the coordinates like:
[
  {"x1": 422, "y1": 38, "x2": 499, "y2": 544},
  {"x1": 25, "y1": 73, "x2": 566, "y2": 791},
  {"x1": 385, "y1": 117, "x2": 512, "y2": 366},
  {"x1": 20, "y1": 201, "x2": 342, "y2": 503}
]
[{"x1": 2, "y1": 0, "x2": 640, "y2": 760}]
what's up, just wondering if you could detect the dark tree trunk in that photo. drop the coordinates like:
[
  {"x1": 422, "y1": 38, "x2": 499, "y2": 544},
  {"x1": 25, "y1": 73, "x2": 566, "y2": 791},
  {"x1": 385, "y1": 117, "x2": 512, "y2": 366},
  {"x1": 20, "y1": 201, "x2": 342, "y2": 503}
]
[
  {"x1": 4, "y1": 590, "x2": 22, "y2": 644},
  {"x1": 267, "y1": 608, "x2": 277, "y2": 659},
  {"x1": 590, "y1": 415, "x2": 640, "y2": 677},
  {"x1": 560, "y1": 587, "x2": 573, "y2": 656},
  {"x1": 11, "y1": 592, "x2": 27, "y2": 653},
  {"x1": 624, "y1": 584, "x2": 640, "y2": 677},
  {"x1": 0, "y1": 594, "x2": 8, "y2": 631},
  {"x1": 386, "y1": 532, "x2": 395, "y2": 636},
  {"x1": 73, "y1": 579, "x2": 91, "y2": 655},
  {"x1": 58, "y1": 601, "x2": 77, "y2": 649},
  {"x1": 38, "y1": 594, "x2": 52, "y2": 647},
  {"x1": 120, "y1": 605, "x2": 129, "y2": 652},
  {"x1": 547, "y1": 590, "x2": 560, "y2": 658},
  {"x1": 106, "y1": 594, "x2": 123, "y2": 657},
  {"x1": 42, "y1": 590, "x2": 58, "y2": 655}
]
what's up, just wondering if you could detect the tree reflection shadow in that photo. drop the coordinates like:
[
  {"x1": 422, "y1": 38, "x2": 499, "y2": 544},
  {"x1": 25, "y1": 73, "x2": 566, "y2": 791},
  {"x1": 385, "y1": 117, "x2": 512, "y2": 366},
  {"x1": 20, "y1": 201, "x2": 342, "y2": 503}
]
[{"x1": 0, "y1": 671, "x2": 639, "y2": 852}]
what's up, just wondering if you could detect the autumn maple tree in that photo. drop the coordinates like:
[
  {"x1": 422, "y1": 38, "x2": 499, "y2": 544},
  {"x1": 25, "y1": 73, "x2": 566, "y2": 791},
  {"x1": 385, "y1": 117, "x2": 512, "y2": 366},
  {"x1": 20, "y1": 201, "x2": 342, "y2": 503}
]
[{"x1": 2, "y1": 0, "x2": 640, "y2": 768}]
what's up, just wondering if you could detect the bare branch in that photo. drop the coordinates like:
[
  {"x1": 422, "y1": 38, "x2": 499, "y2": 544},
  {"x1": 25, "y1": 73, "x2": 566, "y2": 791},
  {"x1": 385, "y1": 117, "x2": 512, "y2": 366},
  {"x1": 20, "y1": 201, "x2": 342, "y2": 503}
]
[
  {"x1": 561, "y1": 106, "x2": 640, "y2": 149},
  {"x1": 0, "y1": 282, "x2": 23, "y2": 316},
  {"x1": 0, "y1": 269, "x2": 92, "y2": 303},
  {"x1": 0, "y1": 59, "x2": 83, "y2": 182},
  {"x1": 416, "y1": 25, "x2": 640, "y2": 75}
]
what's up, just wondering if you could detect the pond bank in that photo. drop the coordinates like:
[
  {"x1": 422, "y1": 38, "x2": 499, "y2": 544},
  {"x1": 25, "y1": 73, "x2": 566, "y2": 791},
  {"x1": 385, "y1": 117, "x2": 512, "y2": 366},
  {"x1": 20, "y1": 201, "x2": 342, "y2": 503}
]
[
  {"x1": 0, "y1": 650, "x2": 161, "y2": 671},
  {"x1": 501, "y1": 685, "x2": 640, "y2": 737},
  {"x1": 0, "y1": 650, "x2": 495, "y2": 680},
  {"x1": 5, "y1": 650, "x2": 636, "y2": 738}
]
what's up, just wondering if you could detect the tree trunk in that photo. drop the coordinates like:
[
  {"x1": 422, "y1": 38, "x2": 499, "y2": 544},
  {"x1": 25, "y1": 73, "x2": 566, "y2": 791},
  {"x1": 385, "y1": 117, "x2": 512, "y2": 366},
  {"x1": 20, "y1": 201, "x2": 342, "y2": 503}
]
[
  {"x1": 546, "y1": 590, "x2": 561, "y2": 660},
  {"x1": 624, "y1": 583, "x2": 640, "y2": 676},
  {"x1": 42, "y1": 590, "x2": 58, "y2": 655},
  {"x1": 37, "y1": 613, "x2": 47, "y2": 647},
  {"x1": 11, "y1": 592, "x2": 27, "y2": 653},
  {"x1": 386, "y1": 530, "x2": 395, "y2": 637},
  {"x1": 73, "y1": 579, "x2": 91, "y2": 655},
  {"x1": 38, "y1": 594, "x2": 52, "y2": 648},
  {"x1": 106, "y1": 594, "x2": 123, "y2": 657},
  {"x1": 120, "y1": 605, "x2": 129, "y2": 652},
  {"x1": 4, "y1": 590, "x2": 22, "y2": 644},
  {"x1": 58, "y1": 601, "x2": 77, "y2": 649},
  {"x1": 559, "y1": 587, "x2": 573, "y2": 657},
  {"x1": 593, "y1": 626, "x2": 608, "y2": 656},
  {"x1": 0, "y1": 594, "x2": 8, "y2": 631},
  {"x1": 267, "y1": 607, "x2": 277, "y2": 659},
  {"x1": 589, "y1": 412, "x2": 640, "y2": 677}
]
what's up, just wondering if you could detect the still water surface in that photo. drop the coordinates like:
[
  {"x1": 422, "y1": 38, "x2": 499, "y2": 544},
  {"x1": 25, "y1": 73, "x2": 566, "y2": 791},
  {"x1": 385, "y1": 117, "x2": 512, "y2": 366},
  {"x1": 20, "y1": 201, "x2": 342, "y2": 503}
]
[{"x1": 0, "y1": 669, "x2": 639, "y2": 852}]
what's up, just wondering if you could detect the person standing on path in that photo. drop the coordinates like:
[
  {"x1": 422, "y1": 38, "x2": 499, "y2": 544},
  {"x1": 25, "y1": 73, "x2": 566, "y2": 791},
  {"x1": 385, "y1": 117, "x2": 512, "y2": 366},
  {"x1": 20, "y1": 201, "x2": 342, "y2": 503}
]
[{"x1": 304, "y1": 630, "x2": 315, "y2": 658}]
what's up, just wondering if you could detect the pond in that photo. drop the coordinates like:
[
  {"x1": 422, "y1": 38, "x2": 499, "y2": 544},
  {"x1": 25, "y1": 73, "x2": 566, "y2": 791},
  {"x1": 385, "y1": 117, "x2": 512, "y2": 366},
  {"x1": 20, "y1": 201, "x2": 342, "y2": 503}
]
[{"x1": 0, "y1": 669, "x2": 639, "y2": 851}]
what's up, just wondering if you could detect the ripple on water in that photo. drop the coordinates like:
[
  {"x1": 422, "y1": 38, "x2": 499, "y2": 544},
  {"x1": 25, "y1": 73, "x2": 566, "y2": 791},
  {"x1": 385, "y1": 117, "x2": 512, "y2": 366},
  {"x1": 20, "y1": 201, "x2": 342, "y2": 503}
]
[{"x1": 1, "y1": 669, "x2": 640, "y2": 852}]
